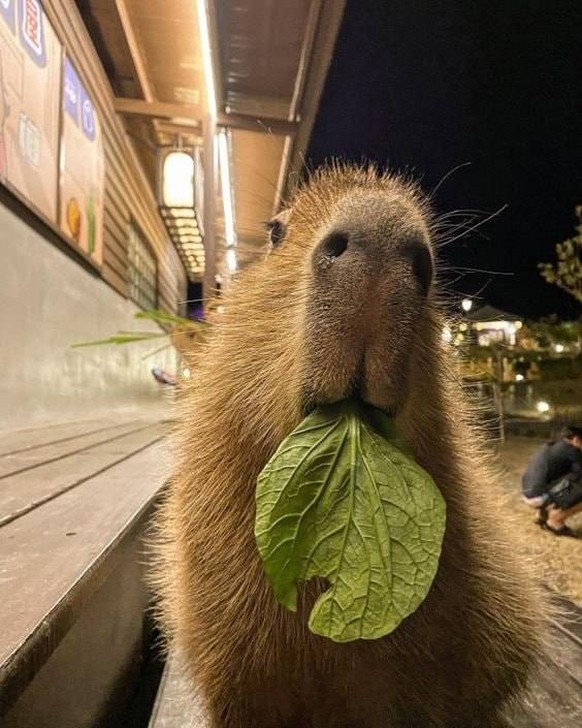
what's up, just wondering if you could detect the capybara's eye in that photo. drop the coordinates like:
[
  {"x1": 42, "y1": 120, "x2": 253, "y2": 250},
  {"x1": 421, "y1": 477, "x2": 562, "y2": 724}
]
[{"x1": 265, "y1": 219, "x2": 286, "y2": 249}]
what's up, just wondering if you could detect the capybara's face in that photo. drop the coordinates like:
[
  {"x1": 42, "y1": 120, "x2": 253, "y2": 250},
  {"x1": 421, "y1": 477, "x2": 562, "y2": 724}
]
[{"x1": 256, "y1": 166, "x2": 434, "y2": 416}]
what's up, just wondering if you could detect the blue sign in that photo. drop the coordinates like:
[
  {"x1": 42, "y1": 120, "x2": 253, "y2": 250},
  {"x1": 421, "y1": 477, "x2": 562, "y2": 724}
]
[
  {"x1": 18, "y1": 0, "x2": 46, "y2": 68},
  {"x1": 63, "y1": 56, "x2": 96, "y2": 142},
  {"x1": 63, "y1": 57, "x2": 79, "y2": 123},
  {"x1": 79, "y1": 83, "x2": 96, "y2": 141}
]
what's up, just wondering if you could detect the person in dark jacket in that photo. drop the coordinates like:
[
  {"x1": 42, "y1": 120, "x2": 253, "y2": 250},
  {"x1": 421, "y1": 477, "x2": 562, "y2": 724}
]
[{"x1": 522, "y1": 425, "x2": 582, "y2": 536}]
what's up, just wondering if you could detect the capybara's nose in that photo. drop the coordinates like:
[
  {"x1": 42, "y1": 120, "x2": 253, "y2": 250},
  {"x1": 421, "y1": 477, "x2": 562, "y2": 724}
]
[
  {"x1": 312, "y1": 228, "x2": 377, "y2": 270},
  {"x1": 316, "y1": 231, "x2": 350, "y2": 260},
  {"x1": 312, "y1": 225, "x2": 433, "y2": 295}
]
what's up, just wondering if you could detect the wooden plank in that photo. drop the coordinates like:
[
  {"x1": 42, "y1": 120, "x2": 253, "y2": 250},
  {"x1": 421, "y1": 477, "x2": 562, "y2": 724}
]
[
  {"x1": 507, "y1": 663, "x2": 582, "y2": 726},
  {"x1": 148, "y1": 653, "x2": 209, "y2": 728},
  {"x1": 550, "y1": 594, "x2": 582, "y2": 642},
  {"x1": 0, "y1": 422, "x2": 150, "y2": 479},
  {"x1": 547, "y1": 626, "x2": 582, "y2": 687},
  {"x1": 0, "y1": 424, "x2": 167, "y2": 527},
  {"x1": 0, "y1": 442, "x2": 168, "y2": 713},
  {"x1": 102, "y1": 263, "x2": 129, "y2": 298},
  {"x1": 151, "y1": 640, "x2": 582, "y2": 728},
  {"x1": 103, "y1": 241, "x2": 129, "y2": 283},
  {"x1": 104, "y1": 211, "x2": 129, "y2": 253},
  {"x1": 103, "y1": 206, "x2": 128, "y2": 247},
  {"x1": 0, "y1": 420, "x2": 114, "y2": 457},
  {"x1": 114, "y1": 0, "x2": 155, "y2": 102},
  {"x1": 113, "y1": 98, "x2": 203, "y2": 125},
  {"x1": 150, "y1": 660, "x2": 582, "y2": 728}
]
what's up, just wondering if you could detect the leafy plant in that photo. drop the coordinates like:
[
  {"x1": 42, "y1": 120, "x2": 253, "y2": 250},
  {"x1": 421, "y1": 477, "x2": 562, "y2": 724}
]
[
  {"x1": 255, "y1": 399, "x2": 446, "y2": 643},
  {"x1": 72, "y1": 308, "x2": 208, "y2": 359},
  {"x1": 539, "y1": 207, "x2": 582, "y2": 304}
]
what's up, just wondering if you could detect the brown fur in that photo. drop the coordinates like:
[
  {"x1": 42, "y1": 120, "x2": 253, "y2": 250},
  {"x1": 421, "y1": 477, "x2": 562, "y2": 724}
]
[{"x1": 153, "y1": 164, "x2": 547, "y2": 727}]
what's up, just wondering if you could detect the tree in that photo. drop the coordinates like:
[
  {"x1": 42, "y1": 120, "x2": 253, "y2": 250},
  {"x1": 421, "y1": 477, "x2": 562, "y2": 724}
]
[{"x1": 539, "y1": 206, "x2": 582, "y2": 304}]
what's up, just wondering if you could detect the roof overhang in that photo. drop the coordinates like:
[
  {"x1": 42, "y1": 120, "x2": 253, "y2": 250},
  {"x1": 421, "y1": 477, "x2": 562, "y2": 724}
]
[{"x1": 78, "y1": 0, "x2": 346, "y2": 290}]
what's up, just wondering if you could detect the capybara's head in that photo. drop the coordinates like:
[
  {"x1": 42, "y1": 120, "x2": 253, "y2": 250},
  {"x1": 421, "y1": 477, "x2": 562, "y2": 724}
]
[{"x1": 211, "y1": 165, "x2": 437, "y2": 440}]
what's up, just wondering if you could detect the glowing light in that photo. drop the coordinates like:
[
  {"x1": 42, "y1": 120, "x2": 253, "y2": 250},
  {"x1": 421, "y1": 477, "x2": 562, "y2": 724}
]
[
  {"x1": 461, "y1": 298, "x2": 473, "y2": 312},
  {"x1": 442, "y1": 325, "x2": 452, "y2": 344},
  {"x1": 197, "y1": 0, "x2": 217, "y2": 117},
  {"x1": 218, "y1": 130, "x2": 236, "y2": 248},
  {"x1": 514, "y1": 321, "x2": 523, "y2": 330},
  {"x1": 459, "y1": 322, "x2": 468, "y2": 332},
  {"x1": 515, "y1": 374, "x2": 524, "y2": 382},
  {"x1": 555, "y1": 344, "x2": 565, "y2": 353},
  {"x1": 162, "y1": 151, "x2": 194, "y2": 207},
  {"x1": 226, "y1": 247, "x2": 237, "y2": 272},
  {"x1": 536, "y1": 400, "x2": 550, "y2": 414}
]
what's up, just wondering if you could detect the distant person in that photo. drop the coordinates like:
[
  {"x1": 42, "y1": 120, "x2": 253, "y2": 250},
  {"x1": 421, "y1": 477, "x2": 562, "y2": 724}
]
[{"x1": 522, "y1": 425, "x2": 582, "y2": 537}]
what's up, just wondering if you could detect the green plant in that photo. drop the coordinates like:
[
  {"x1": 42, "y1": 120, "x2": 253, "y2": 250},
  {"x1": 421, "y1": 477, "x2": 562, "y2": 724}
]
[
  {"x1": 72, "y1": 309, "x2": 207, "y2": 360},
  {"x1": 539, "y1": 207, "x2": 582, "y2": 304},
  {"x1": 255, "y1": 399, "x2": 446, "y2": 643}
]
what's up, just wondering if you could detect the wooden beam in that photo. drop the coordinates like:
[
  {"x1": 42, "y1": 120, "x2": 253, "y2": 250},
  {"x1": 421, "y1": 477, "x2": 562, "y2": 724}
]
[
  {"x1": 155, "y1": 122, "x2": 203, "y2": 144},
  {"x1": 114, "y1": 0, "x2": 154, "y2": 102},
  {"x1": 113, "y1": 99, "x2": 297, "y2": 136},
  {"x1": 217, "y1": 111, "x2": 298, "y2": 137},
  {"x1": 284, "y1": 0, "x2": 347, "y2": 201},
  {"x1": 113, "y1": 98, "x2": 202, "y2": 126}
]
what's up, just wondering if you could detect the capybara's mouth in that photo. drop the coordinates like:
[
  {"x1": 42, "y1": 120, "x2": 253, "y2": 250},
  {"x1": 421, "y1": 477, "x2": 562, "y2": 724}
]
[{"x1": 301, "y1": 360, "x2": 395, "y2": 418}]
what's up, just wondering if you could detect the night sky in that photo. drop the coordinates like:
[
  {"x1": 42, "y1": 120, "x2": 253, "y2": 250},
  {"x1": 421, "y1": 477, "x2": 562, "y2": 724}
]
[{"x1": 307, "y1": 0, "x2": 582, "y2": 320}]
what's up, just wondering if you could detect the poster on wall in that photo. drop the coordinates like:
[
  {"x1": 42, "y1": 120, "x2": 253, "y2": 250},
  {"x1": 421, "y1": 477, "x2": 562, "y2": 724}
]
[
  {"x1": 0, "y1": 0, "x2": 62, "y2": 220},
  {"x1": 59, "y1": 55, "x2": 104, "y2": 264}
]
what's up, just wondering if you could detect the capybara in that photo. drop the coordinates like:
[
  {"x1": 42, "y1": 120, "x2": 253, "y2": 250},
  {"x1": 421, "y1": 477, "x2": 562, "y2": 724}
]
[{"x1": 154, "y1": 164, "x2": 546, "y2": 727}]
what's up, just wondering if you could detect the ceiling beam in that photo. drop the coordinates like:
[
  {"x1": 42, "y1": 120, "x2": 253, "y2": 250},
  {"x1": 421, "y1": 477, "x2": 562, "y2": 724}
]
[
  {"x1": 113, "y1": 98, "x2": 203, "y2": 126},
  {"x1": 283, "y1": 0, "x2": 347, "y2": 201},
  {"x1": 217, "y1": 111, "x2": 297, "y2": 137},
  {"x1": 113, "y1": 98, "x2": 298, "y2": 136},
  {"x1": 114, "y1": 0, "x2": 154, "y2": 102}
]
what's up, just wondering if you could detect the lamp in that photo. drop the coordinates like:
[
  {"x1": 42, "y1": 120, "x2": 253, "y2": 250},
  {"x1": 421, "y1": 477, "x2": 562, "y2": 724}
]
[
  {"x1": 162, "y1": 151, "x2": 194, "y2": 207},
  {"x1": 158, "y1": 145, "x2": 205, "y2": 281}
]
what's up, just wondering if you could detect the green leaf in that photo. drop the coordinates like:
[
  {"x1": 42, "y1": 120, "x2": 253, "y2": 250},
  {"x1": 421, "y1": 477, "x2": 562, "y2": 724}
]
[
  {"x1": 71, "y1": 332, "x2": 165, "y2": 348},
  {"x1": 255, "y1": 399, "x2": 446, "y2": 643},
  {"x1": 134, "y1": 308, "x2": 205, "y2": 328}
]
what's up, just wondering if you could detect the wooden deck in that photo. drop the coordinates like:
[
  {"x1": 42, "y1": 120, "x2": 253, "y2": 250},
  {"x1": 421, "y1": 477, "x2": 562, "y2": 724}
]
[
  {"x1": 0, "y1": 416, "x2": 170, "y2": 727},
  {"x1": 507, "y1": 599, "x2": 582, "y2": 726},
  {"x1": 150, "y1": 611, "x2": 582, "y2": 727},
  {"x1": 1, "y1": 416, "x2": 581, "y2": 726}
]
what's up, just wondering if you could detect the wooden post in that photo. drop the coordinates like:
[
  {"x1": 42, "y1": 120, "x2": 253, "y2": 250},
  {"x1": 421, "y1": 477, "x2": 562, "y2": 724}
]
[{"x1": 202, "y1": 116, "x2": 217, "y2": 306}]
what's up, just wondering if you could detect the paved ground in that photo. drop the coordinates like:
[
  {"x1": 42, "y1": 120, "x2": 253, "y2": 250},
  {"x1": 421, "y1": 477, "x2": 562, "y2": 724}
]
[{"x1": 496, "y1": 436, "x2": 582, "y2": 605}]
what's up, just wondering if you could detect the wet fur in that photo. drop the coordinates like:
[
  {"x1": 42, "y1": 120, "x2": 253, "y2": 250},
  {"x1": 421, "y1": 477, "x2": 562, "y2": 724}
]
[{"x1": 153, "y1": 165, "x2": 547, "y2": 727}]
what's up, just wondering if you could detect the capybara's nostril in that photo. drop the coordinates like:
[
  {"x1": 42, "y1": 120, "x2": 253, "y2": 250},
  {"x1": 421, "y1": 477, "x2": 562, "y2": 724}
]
[
  {"x1": 407, "y1": 243, "x2": 434, "y2": 295},
  {"x1": 318, "y1": 232, "x2": 349, "y2": 259}
]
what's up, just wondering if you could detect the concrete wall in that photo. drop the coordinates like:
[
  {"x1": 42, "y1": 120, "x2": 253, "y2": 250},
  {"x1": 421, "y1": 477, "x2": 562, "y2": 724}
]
[{"x1": 0, "y1": 203, "x2": 178, "y2": 428}]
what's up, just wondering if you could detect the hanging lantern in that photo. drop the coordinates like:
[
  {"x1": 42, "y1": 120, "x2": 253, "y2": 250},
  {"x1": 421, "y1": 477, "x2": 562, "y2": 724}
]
[
  {"x1": 158, "y1": 146, "x2": 204, "y2": 281},
  {"x1": 161, "y1": 150, "x2": 194, "y2": 207}
]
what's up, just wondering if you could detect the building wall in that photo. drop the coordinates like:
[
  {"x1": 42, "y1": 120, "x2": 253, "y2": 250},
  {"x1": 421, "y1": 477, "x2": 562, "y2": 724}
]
[
  {"x1": 0, "y1": 201, "x2": 178, "y2": 428},
  {"x1": 44, "y1": 0, "x2": 187, "y2": 313},
  {"x1": 0, "y1": 0, "x2": 189, "y2": 427}
]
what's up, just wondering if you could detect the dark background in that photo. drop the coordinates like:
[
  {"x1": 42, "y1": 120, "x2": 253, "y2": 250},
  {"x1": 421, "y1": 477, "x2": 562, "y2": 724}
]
[{"x1": 307, "y1": 0, "x2": 582, "y2": 319}]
